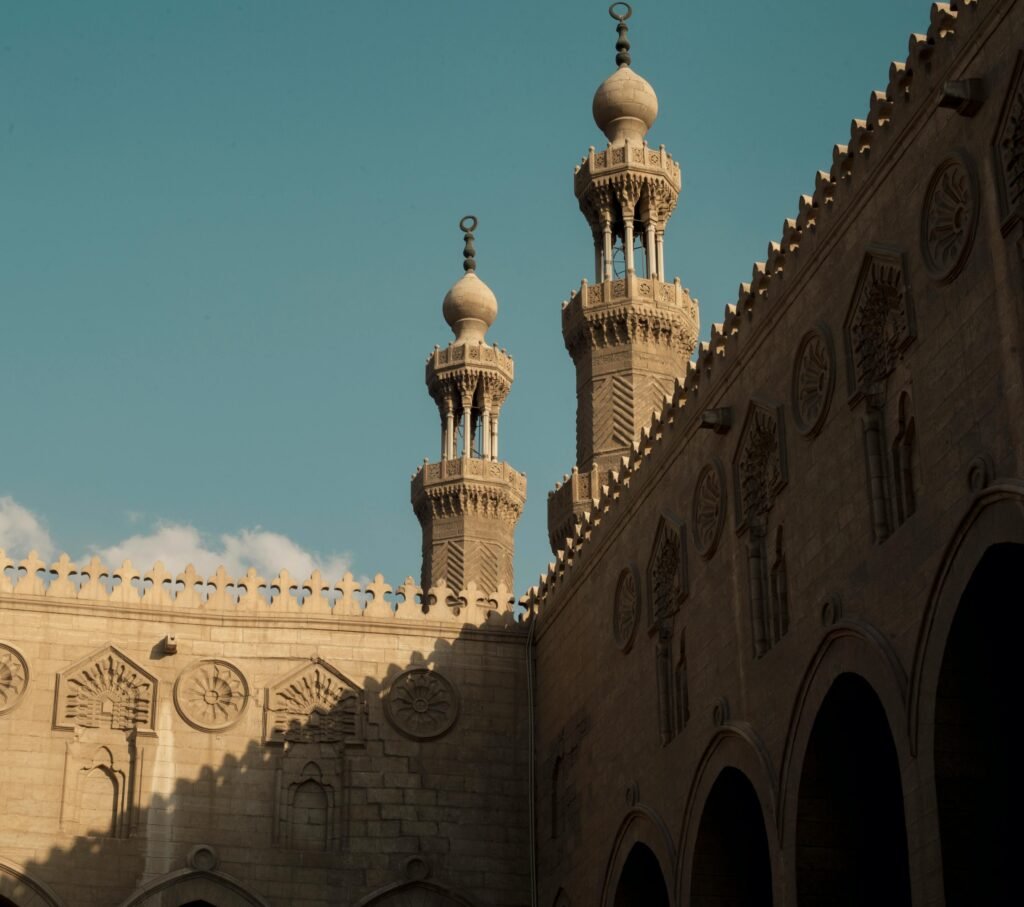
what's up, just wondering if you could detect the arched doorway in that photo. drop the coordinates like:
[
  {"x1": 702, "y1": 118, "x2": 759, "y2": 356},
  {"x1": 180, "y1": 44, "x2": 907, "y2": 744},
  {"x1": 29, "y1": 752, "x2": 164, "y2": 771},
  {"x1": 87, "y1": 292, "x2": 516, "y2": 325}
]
[
  {"x1": 935, "y1": 544, "x2": 1016, "y2": 904},
  {"x1": 690, "y1": 767, "x2": 771, "y2": 906},
  {"x1": 613, "y1": 842, "x2": 669, "y2": 907},
  {"x1": 795, "y1": 673, "x2": 910, "y2": 906},
  {"x1": 356, "y1": 881, "x2": 476, "y2": 906}
]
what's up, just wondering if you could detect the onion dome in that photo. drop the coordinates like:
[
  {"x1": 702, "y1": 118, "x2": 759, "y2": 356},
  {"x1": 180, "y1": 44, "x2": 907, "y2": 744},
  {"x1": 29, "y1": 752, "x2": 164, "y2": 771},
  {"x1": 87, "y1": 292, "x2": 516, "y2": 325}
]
[
  {"x1": 442, "y1": 216, "x2": 498, "y2": 343},
  {"x1": 592, "y1": 2, "x2": 658, "y2": 144}
]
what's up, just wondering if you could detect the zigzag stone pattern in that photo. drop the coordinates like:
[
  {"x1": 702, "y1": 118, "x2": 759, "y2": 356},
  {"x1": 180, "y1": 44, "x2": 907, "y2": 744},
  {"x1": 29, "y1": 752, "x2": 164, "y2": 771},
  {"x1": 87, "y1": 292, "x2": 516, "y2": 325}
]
[
  {"x1": 0, "y1": 549, "x2": 522, "y2": 628},
  {"x1": 529, "y1": 0, "x2": 988, "y2": 612}
]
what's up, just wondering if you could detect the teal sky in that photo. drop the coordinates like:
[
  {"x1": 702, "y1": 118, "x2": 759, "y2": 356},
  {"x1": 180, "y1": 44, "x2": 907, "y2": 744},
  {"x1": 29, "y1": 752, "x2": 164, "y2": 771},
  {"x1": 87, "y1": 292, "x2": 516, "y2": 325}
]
[{"x1": 1, "y1": 0, "x2": 929, "y2": 591}]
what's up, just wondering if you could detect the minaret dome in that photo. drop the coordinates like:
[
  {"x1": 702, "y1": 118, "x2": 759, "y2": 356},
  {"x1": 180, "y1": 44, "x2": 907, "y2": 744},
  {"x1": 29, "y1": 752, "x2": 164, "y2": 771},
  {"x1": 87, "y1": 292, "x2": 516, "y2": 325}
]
[
  {"x1": 592, "y1": 3, "x2": 659, "y2": 143},
  {"x1": 442, "y1": 215, "x2": 498, "y2": 344}
]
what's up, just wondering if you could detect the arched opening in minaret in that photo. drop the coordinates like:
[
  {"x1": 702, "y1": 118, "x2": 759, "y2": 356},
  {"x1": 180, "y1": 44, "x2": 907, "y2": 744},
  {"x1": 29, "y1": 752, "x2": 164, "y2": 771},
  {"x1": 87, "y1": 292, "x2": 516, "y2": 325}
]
[
  {"x1": 690, "y1": 767, "x2": 772, "y2": 906},
  {"x1": 612, "y1": 842, "x2": 669, "y2": 907},
  {"x1": 795, "y1": 673, "x2": 910, "y2": 906},
  {"x1": 935, "y1": 544, "x2": 1017, "y2": 905}
]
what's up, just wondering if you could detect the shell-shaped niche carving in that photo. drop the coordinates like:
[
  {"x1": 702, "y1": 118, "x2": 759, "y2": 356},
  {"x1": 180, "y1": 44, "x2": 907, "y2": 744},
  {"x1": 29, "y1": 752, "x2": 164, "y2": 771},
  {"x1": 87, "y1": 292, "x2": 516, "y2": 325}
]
[
  {"x1": 55, "y1": 645, "x2": 157, "y2": 733},
  {"x1": 646, "y1": 514, "x2": 688, "y2": 629},
  {"x1": 791, "y1": 326, "x2": 836, "y2": 437},
  {"x1": 174, "y1": 659, "x2": 250, "y2": 732},
  {"x1": 612, "y1": 565, "x2": 641, "y2": 652},
  {"x1": 384, "y1": 668, "x2": 459, "y2": 741},
  {"x1": 0, "y1": 643, "x2": 29, "y2": 715},
  {"x1": 265, "y1": 658, "x2": 365, "y2": 746},
  {"x1": 692, "y1": 460, "x2": 726, "y2": 558},
  {"x1": 733, "y1": 402, "x2": 787, "y2": 531},
  {"x1": 920, "y1": 152, "x2": 978, "y2": 282},
  {"x1": 994, "y1": 52, "x2": 1024, "y2": 225}
]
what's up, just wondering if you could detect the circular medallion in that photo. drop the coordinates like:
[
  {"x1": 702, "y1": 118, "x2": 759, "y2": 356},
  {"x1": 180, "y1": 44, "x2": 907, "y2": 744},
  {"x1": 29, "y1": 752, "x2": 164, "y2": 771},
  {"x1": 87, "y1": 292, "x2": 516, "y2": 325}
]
[
  {"x1": 612, "y1": 565, "x2": 641, "y2": 652},
  {"x1": 174, "y1": 659, "x2": 249, "y2": 732},
  {"x1": 0, "y1": 643, "x2": 29, "y2": 715},
  {"x1": 791, "y1": 326, "x2": 835, "y2": 437},
  {"x1": 692, "y1": 461, "x2": 726, "y2": 558},
  {"x1": 384, "y1": 668, "x2": 459, "y2": 740},
  {"x1": 921, "y1": 152, "x2": 978, "y2": 283}
]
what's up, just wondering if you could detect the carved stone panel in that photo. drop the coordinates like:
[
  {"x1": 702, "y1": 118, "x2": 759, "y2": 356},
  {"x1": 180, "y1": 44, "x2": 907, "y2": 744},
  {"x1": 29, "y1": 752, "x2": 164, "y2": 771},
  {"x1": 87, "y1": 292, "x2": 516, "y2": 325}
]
[
  {"x1": 921, "y1": 153, "x2": 978, "y2": 282},
  {"x1": 843, "y1": 248, "x2": 914, "y2": 401},
  {"x1": 265, "y1": 658, "x2": 365, "y2": 746},
  {"x1": 174, "y1": 659, "x2": 250, "y2": 732},
  {"x1": 612, "y1": 564, "x2": 641, "y2": 652},
  {"x1": 994, "y1": 51, "x2": 1024, "y2": 227},
  {"x1": 0, "y1": 643, "x2": 29, "y2": 715},
  {"x1": 54, "y1": 645, "x2": 157, "y2": 734},
  {"x1": 791, "y1": 327, "x2": 835, "y2": 437},
  {"x1": 692, "y1": 460, "x2": 726, "y2": 558},
  {"x1": 384, "y1": 668, "x2": 459, "y2": 741},
  {"x1": 646, "y1": 514, "x2": 687, "y2": 629},
  {"x1": 733, "y1": 402, "x2": 787, "y2": 532}
]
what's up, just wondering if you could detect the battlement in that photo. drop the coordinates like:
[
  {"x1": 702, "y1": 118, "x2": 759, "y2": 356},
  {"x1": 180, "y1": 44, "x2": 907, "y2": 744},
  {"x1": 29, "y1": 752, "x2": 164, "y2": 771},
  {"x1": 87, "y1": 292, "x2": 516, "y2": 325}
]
[
  {"x1": 524, "y1": 0, "x2": 988, "y2": 614},
  {"x1": 0, "y1": 549, "x2": 523, "y2": 629}
]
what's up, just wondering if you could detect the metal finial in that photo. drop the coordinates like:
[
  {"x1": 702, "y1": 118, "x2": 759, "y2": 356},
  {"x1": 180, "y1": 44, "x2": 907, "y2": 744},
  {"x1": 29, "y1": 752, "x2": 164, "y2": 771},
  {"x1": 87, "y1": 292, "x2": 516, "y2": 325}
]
[
  {"x1": 459, "y1": 215, "x2": 478, "y2": 272},
  {"x1": 609, "y1": 3, "x2": 632, "y2": 68}
]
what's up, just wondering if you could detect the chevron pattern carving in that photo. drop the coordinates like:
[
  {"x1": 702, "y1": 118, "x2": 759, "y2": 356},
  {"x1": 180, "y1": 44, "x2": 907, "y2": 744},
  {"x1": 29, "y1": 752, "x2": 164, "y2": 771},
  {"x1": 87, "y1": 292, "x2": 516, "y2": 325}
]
[
  {"x1": 592, "y1": 374, "x2": 635, "y2": 455},
  {"x1": 444, "y1": 541, "x2": 465, "y2": 593},
  {"x1": 477, "y1": 542, "x2": 499, "y2": 594}
]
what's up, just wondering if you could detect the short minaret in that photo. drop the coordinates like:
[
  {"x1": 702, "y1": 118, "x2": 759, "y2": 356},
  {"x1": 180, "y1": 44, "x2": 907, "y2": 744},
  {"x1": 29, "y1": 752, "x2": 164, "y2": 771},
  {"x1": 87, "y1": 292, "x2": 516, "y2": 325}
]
[
  {"x1": 412, "y1": 217, "x2": 527, "y2": 599},
  {"x1": 547, "y1": 4, "x2": 698, "y2": 553}
]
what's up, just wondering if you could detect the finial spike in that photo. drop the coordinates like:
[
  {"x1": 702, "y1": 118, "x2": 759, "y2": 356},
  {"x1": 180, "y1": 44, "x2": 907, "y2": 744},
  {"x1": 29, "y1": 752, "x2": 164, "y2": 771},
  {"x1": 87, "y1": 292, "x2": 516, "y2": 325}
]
[
  {"x1": 459, "y1": 215, "x2": 478, "y2": 272},
  {"x1": 610, "y1": 3, "x2": 632, "y2": 67}
]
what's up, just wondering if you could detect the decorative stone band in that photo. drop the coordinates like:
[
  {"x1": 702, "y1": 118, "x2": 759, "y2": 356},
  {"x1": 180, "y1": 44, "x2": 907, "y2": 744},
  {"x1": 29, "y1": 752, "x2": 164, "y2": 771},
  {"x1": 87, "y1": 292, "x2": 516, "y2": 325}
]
[
  {"x1": 547, "y1": 463, "x2": 602, "y2": 555},
  {"x1": 573, "y1": 140, "x2": 681, "y2": 198},
  {"x1": 561, "y1": 276, "x2": 699, "y2": 361},
  {"x1": 0, "y1": 549, "x2": 521, "y2": 627},
  {"x1": 411, "y1": 459, "x2": 527, "y2": 524},
  {"x1": 425, "y1": 340, "x2": 514, "y2": 383}
]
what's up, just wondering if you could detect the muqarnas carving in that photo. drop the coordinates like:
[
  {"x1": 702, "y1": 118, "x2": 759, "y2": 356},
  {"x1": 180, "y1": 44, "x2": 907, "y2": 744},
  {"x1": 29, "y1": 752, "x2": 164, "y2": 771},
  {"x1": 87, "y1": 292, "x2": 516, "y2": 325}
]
[
  {"x1": 646, "y1": 514, "x2": 688, "y2": 630},
  {"x1": 692, "y1": 460, "x2": 726, "y2": 558},
  {"x1": 733, "y1": 402, "x2": 787, "y2": 532},
  {"x1": 384, "y1": 668, "x2": 459, "y2": 741},
  {"x1": 921, "y1": 153, "x2": 978, "y2": 282},
  {"x1": 844, "y1": 248, "x2": 915, "y2": 402},
  {"x1": 0, "y1": 643, "x2": 29, "y2": 715},
  {"x1": 264, "y1": 657, "x2": 366, "y2": 746},
  {"x1": 174, "y1": 659, "x2": 249, "y2": 732},
  {"x1": 791, "y1": 327, "x2": 835, "y2": 437},
  {"x1": 612, "y1": 565, "x2": 641, "y2": 653},
  {"x1": 54, "y1": 645, "x2": 157, "y2": 837},
  {"x1": 993, "y1": 51, "x2": 1024, "y2": 227}
]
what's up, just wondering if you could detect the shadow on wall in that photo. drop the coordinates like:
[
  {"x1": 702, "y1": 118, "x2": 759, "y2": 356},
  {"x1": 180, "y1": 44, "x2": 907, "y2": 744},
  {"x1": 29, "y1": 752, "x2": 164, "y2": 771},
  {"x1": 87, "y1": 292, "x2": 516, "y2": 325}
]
[{"x1": 0, "y1": 624, "x2": 526, "y2": 907}]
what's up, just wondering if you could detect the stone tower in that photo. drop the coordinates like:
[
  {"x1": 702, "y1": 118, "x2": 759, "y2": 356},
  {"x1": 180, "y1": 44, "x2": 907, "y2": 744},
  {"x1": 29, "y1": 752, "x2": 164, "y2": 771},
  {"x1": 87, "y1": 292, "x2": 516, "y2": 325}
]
[
  {"x1": 412, "y1": 217, "x2": 527, "y2": 599},
  {"x1": 547, "y1": 4, "x2": 699, "y2": 553}
]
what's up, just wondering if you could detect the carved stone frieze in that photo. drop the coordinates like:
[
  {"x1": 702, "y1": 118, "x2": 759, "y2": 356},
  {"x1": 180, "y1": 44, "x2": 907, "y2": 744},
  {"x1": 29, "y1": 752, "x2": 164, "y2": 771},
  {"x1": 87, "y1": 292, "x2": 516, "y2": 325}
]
[
  {"x1": 384, "y1": 668, "x2": 459, "y2": 740},
  {"x1": 265, "y1": 658, "x2": 365, "y2": 746},
  {"x1": 612, "y1": 564, "x2": 641, "y2": 652},
  {"x1": 921, "y1": 152, "x2": 978, "y2": 282},
  {"x1": 844, "y1": 248, "x2": 914, "y2": 401},
  {"x1": 55, "y1": 645, "x2": 157, "y2": 734},
  {"x1": 791, "y1": 326, "x2": 836, "y2": 437},
  {"x1": 994, "y1": 51, "x2": 1024, "y2": 227},
  {"x1": 692, "y1": 459, "x2": 726, "y2": 558},
  {"x1": 646, "y1": 514, "x2": 687, "y2": 629},
  {"x1": 0, "y1": 643, "x2": 29, "y2": 715},
  {"x1": 733, "y1": 402, "x2": 787, "y2": 532},
  {"x1": 174, "y1": 659, "x2": 250, "y2": 732}
]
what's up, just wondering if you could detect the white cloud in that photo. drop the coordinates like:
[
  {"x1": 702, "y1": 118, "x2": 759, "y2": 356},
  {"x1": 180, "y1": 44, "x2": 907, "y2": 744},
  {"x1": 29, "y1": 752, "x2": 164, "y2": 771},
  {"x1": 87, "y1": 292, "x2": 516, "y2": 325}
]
[
  {"x1": 0, "y1": 497, "x2": 55, "y2": 560},
  {"x1": 92, "y1": 523, "x2": 351, "y2": 581}
]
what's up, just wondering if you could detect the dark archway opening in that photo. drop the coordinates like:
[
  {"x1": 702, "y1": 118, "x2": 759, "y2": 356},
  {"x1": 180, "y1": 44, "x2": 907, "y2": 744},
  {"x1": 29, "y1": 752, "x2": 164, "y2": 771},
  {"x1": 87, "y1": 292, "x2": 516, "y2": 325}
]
[
  {"x1": 936, "y1": 543, "x2": 1018, "y2": 905},
  {"x1": 796, "y1": 673, "x2": 910, "y2": 907},
  {"x1": 180, "y1": 902, "x2": 216, "y2": 907},
  {"x1": 690, "y1": 767, "x2": 771, "y2": 906},
  {"x1": 613, "y1": 842, "x2": 669, "y2": 907},
  {"x1": 0, "y1": 897, "x2": 20, "y2": 907}
]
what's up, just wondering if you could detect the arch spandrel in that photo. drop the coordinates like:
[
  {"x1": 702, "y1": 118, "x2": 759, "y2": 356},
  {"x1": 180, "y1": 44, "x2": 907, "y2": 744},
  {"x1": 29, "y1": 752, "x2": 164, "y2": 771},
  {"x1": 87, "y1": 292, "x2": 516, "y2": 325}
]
[
  {"x1": 0, "y1": 859, "x2": 65, "y2": 907},
  {"x1": 116, "y1": 869, "x2": 270, "y2": 907},
  {"x1": 600, "y1": 806, "x2": 676, "y2": 907},
  {"x1": 354, "y1": 880, "x2": 478, "y2": 907}
]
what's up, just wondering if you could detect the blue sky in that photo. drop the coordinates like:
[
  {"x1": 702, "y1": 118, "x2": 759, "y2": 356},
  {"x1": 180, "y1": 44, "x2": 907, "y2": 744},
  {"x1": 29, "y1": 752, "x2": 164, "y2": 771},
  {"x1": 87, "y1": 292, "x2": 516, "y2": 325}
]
[{"x1": 0, "y1": 0, "x2": 930, "y2": 591}]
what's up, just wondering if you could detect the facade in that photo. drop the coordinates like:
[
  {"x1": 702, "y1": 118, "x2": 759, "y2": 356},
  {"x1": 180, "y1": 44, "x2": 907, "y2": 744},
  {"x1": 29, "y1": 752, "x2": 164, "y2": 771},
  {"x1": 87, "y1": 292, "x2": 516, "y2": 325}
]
[{"x1": 0, "y1": 0, "x2": 1021, "y2": 905}]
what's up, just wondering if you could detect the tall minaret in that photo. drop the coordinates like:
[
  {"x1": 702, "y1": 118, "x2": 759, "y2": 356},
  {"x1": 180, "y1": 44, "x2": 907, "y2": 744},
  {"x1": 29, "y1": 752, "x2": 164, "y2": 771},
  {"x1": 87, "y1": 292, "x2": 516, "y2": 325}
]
[
  {"x1": 412, "y1": 217, "x2": 527, "y2": 599},
  {"x1": 547, "y1": 4, "x2": 698, "y2": 553}
]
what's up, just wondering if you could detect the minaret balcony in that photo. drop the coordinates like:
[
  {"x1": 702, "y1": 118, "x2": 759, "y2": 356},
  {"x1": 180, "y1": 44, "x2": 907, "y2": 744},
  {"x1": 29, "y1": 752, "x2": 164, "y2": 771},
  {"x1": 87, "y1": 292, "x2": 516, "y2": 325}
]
[
  {"x1": 574, "y1": 141, "x2": 681, "y2": 198},
  {"x1": 411, "y1": 458, "x2": 527, "y2": 522},
  {"x1": 426, "y1": 341, "x2": 514, "y2": 388}
]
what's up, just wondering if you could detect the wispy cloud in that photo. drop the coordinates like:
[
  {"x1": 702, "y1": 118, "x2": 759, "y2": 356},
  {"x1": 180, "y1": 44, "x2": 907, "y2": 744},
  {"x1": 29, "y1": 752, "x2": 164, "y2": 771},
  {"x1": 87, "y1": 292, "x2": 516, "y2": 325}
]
[{"x1": 0, "y1": 496, "x2": 55, "y2": 560}]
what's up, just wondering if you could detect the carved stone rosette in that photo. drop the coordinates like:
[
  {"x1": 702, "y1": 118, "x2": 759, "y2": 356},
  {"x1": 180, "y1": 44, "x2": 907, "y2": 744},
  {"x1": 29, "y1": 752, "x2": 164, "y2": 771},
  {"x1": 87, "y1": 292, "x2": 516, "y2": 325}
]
[
  {"x1": 384, "y1": 668, "x2": 459, "y2": 741},
  {"x1": 791, "y1": 326, "x2": 835, "y2": 437},
  {"x1": 174, "y1": 659, "x2": 250, "y2": 732},
  {"x1": 920, "y1": 152, "x2": 978, "y2": 282},
  {"x1": 612, "y1": 565, "x2": 641, "y2": 652},
  {"x1": 692, "y1": 460, "x2": 726, "y2": 558},
  {"x1": 0, "y1": 643, "x2": 29, "y2": 715}
]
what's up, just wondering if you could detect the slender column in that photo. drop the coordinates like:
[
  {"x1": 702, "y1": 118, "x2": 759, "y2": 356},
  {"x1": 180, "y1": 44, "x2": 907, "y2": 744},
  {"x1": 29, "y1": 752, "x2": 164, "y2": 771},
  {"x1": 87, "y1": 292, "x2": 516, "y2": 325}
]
[
  {"x1": 444, "y1": 402, "x2": 454, "y2": 461},
  {"x1": 491, "y1": 412, "x2": 499, "y2": 461},
  {"x1": 623, "y1": 213, "x2": 635, "y2": 275},
  {"x1": 482, "y1": 404, "x2": 491, "y2": 460},
  {"x1": 594, "y1": 235, "x2": 602, "y2": 283},
  {"x1": 602, "y1": 217, "x2": 614, "y2": 281},
  {"x1": 645, "y1": 222, "x2": 657, "y2": 279},
  {"x1": 656, "y1": 230, "x2": 665, "y2": 280},
  {"x1": 461, "y1": 393, "x2": 472, "y2": 459}
]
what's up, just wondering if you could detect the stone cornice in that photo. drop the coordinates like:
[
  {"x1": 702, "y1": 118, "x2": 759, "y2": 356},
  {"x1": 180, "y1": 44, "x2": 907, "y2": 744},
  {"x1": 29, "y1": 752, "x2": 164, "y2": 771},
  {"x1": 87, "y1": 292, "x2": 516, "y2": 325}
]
[{"x1": 411, "y1": 458, "x2": 527, "y2": 523}]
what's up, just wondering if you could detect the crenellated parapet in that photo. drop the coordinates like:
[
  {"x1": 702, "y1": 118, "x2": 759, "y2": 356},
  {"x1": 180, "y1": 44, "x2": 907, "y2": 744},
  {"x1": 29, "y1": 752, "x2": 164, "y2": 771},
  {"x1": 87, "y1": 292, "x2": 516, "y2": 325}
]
[{"x1": 0, "y1": 549, "x2": 523, "y2": 629}]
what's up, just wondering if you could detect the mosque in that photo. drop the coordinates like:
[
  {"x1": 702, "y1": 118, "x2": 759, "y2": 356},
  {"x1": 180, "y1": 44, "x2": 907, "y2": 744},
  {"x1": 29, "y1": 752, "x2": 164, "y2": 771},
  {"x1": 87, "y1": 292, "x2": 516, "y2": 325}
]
[{"x1": 0, "y1": 0, "x2": 1021, "y2": 904}]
